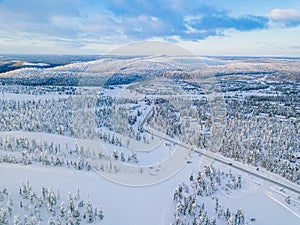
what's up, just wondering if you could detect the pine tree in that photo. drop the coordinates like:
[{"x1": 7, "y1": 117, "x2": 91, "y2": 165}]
[
  {"x1": 215, "y1": 197, "x2": 219, "y2": 213},
  {"x1": 86, "y1": 201, "x2": 94, "y2": 223},
  {"x1": 190, "y1": 173, "x2": 194, "y2": 181},
  {"x1": 48, "y1": 190, "x2": 56, "y2": 213},
  {"x1": 7, "y1": 193, "x2": 13, "y2": 217},
  {"x1": 47, "y1": 217, "x2": 55, "y2": 225},
  {"x1": 76, "y1": 187, "x2": 80, "y2": 200},
  {"x1": 0, "y1": 207, "x2": 9, "y2": 225},
  {"x1": 237, "y1": 174, "x2": 242, "y2": 188},
  {"x1": 67, "y1": 209, "x2": 74, "y2": 225},
  {"x1": 30, "y1": 216, "x2": 38, "y2": 225},
  {"x1": 60, "y1": 202, "x2": 65, "y2": 217},
  {"x1": 98, "y1": 207, "x2": 104, "y2": 220},
  {"x1": 225, "y1": 208, "x2": 231, "y2": 221},
  {"x1": 13, "y1": 215, "x2": 20, "y2": 225},
  {"x1": 0, "y1": 191, "x2": 4, "y2": 202},
  {"x1": 57, "y1": 189, "x2": 61, "y2": 201},
  {"x1": 56, "y1": 217, "x2": 62, "y2": 225},
  {"x1": 209, "y1": 216, "x2": 216, "y2": 225},
  {"x1": 68, "y1": 192, "x2": 74, "y2": 212},
  {"x1": 23, "y1": 214, "x2": 30, "y2": 225},
  {"x1": 120, "y1": 152, "x2": 125, "y2": 162},
  {"x1": 73, "y1": 207, "x2": 81, "y2": 225}
]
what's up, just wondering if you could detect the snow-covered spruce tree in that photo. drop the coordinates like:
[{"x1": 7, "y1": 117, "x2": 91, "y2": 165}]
[
  {"x1": 86, "y1": 200, "x2": 94, "y2": 223},
  {"x1": 0, "y1": 207, "x2": 9, "y2": 225},
  {"x1": 0, "y1": 190, "x2": 4, "y2": 202},
  {"x1": 67, "y1": 209, "x2": 75, "y2": 225},
  {"x1": 98, "y1": 207, "x2": 104, "y2": 220},
  {"x1": 56, "y1": 217, "x2": 62, "y2": 225},
  {"x1": 13, "y1": 215, "x2": 21, "y2": 225},
  {"x1": 48, "y1": 217, "x2": 55, "y2": 225},
  {"x1": 76, "y1": 187, "x2": 80, "y2": 200},
  {"x1": 68, "y1": 192, "x2": 75, "y2": 212},
  {"x1": 30, "y1": 216, "x2": 38, "y2": 225},
  {"x1": 59, "y1": 202, "x2": 65, "y2": 217},
  {"x1": 47, "y1": 189, "x2": 57, "y2": 214},
  {"x1": 23, "y1": 214, "x2": 30, "y2": 225},
  {"x1": 73, "y1": 206, "x2": 81, "y2": 225},
  {"x1": 7, "y1": 192, "x2": 13, "y2": 217}
]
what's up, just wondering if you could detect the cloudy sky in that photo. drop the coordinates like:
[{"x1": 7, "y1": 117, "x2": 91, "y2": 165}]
[{"x1": 0, "y1": 0, "x2": 300, "y2": 56}]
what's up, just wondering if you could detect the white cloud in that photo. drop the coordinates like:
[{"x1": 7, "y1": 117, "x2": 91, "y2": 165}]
[{"x1": 270, "y1": 9, "x2": 300, "y2": 24}]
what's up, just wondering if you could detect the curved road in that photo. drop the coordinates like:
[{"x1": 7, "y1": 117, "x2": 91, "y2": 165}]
[{"x1": 142, "y1": 116, "x2": 300, "y2": 195}]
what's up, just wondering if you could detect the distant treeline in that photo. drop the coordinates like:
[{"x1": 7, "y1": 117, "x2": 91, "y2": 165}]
[{"x1": 0, "y1": 73, "x2": 144, "y2": 87}]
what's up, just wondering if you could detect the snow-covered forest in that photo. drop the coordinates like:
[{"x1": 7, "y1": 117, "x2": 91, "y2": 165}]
[
  {"x1": 0, "y1": 55, "x2": 299, "y2": 225},
  {"x1": 0, "y1": 179, "x2": 104, "y2": 225},
  {"x1": 172, "y1": 166, "x2": 244, "y2": 225}
]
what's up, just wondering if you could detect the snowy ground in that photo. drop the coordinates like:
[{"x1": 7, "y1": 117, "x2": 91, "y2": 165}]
[{"x1": 1, "y1": 146, "x2": 300, "y2": 225}]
